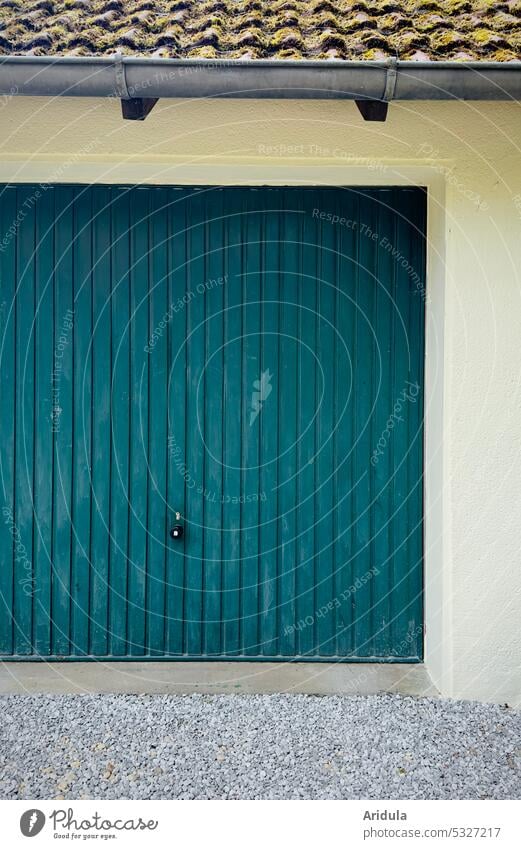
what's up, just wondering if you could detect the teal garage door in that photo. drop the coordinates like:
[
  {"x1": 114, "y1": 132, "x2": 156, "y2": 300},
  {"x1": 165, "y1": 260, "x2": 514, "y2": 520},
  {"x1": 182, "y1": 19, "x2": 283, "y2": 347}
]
[{"x1": 0, "y1": 185, "x2": 425, "y2": 661}]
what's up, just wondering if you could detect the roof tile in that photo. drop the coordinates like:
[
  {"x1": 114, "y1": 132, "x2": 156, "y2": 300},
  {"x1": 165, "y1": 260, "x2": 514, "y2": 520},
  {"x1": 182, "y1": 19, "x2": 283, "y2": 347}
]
[{"x1": 0, "y1": 0, "x2": 519, "y2": 59}]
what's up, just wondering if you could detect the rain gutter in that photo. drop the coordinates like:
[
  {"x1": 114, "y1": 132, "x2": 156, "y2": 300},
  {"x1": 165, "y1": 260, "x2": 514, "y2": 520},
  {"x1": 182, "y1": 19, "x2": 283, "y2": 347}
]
[{"x1": 0, "y1": 55, "x2": 520, "y2": 121}]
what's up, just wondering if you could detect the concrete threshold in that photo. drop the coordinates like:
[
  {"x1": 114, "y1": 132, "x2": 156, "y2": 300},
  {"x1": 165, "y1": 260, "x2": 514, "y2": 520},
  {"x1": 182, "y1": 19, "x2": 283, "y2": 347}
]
[{"x1": 0, "y1": 661, "x2": 438, "y2": 698}]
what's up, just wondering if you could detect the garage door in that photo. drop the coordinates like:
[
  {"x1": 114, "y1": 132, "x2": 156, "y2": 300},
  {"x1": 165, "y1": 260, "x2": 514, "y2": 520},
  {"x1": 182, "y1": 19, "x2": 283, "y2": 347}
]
[{"x1": 0, "y1": 185, "x2": 425, "y2": 660}]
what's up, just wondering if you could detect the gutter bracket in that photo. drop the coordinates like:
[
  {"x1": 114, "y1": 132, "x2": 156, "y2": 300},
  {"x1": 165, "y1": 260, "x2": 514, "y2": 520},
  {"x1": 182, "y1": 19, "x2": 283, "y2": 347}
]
[
  {"x1": 355, "y1": 57, "x2": 397, "y2": 122},
  {"x1": 121, "y1": 96, "x2": 159, "y2": 120},
  {"x1": 355, "y1": 100, "x2": 389, "y2": 121},
  {"x1": 114, "y1": 53, "x2": 159, "y2": 121},
  {"x1": 383, "y1": 57, "x2": 398, "y2": 102},
  {"x1": 113, "y1": 52, "x2": 130, "y2": 99}
]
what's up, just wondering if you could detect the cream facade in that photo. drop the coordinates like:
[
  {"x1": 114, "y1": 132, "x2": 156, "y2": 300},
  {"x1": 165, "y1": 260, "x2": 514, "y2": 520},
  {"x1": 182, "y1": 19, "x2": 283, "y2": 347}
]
[{"x1": 1, "y1": 95, "x2": 520, "y2": 705}]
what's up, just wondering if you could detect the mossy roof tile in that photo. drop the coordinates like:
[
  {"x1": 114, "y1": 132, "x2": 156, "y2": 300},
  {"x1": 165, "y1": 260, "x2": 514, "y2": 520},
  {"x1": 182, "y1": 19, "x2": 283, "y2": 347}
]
[{"x1": 0, "y1": 0, "x2": 519, "y2": 59}]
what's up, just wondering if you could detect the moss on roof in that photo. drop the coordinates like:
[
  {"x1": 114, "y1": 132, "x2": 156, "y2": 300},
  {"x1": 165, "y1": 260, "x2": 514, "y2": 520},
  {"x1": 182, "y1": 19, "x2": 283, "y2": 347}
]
[{"x1": 0, "y1": 0, "x2": 519, "y2": 60}]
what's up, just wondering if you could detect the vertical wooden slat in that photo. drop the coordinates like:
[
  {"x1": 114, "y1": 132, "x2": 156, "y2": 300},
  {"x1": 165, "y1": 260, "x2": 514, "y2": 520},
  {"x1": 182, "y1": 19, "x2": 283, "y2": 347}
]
[
  {"x1": 331, "y1": 190, "x2": 346, "y2": 656},
  {"x1": 371, "y1": 189, "x2": 395, "y2": 657},
  {"x1": 32, "y1": 187, "x2": 54, "y2": 655},
  {"x1": 391, "y1": 189, "x2": 415, "y2": 655},
  {"x1": 295, "y1": 197, "x2": 318, "y2": 657},
  {"x1": 259, "y1": 194, "x2": 280, "y2": 655},
  {"x1": 14, "y1": 186, "x2": 36, "y2": 654},
  {"x1": 241, "y1": 192, "x2": 261, "y2": 656},
  {"x1": 51, "y1": 186, "x2": 74, "y2": 656},
  {"x1": 145, "y1": 188, "x2": 169, "y2": 655},
  {"x1": 278, "y1": 196, "x2": 298, "y2": 655},
  {"x1": 203, "y1": 189, "x2": 224, "y2": 655},
  {"x1": 346, "y1": 189, "x2": 358, "y2": 658},
  {"x1": 334, "y1": 189, "x2": 356, "y2": 657},
  {"x1": 314, "y1": 188, "x2": 336, "y2": 656},
  {"x1": 53, "y1": 186, "x2": 76, "y2": 655},
  {"x1": 89, "y1": 186, "x2": 112, "y2": 655},
  {"x1": 222, "y1": 192, "x2": 242, "y2": 655},
  {"x1": 166, "y1": 189, "x2": 188, "y2": 654},
  {"x1": 127, "y1": 188, "x2": 150, "y2": 656},
  {"x1": 352, "y1": 190, "x2": 376, "y2": 657},
  {"x1": 0, "y1": 187, "x2": 17, "y2": 654},
  {"x1": 108, "y1": 187, "x2": 131, "y2": 655},
  {"x1": 331, "y1": 194, "x2": 340, "y2": 658},
  {"x1": 70, "y1": 187, "x2": 92, "y2": 655},
  {"x1": 185, "y1": 190, "x2": 205, "y2": 655}
]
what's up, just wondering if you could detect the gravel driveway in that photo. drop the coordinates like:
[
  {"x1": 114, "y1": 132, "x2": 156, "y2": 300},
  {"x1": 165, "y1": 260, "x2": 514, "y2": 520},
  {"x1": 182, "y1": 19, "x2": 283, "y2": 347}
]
[{"x1": 1, "y1": 693, "x2": 520, "y2": 799}]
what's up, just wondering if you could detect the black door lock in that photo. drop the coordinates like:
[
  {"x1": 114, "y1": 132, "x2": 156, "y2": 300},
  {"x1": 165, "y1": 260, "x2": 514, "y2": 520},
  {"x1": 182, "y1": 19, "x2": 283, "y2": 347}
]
[{"x1": 170, "y1": 511, "x2": 184, "y2": 540}]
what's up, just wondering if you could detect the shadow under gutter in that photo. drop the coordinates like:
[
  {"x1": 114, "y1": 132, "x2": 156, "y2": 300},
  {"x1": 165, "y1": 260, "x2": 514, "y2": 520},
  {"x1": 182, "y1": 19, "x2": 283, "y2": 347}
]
[{"x1": 0, "y1": 55, "x2": 520, "y2": 121}]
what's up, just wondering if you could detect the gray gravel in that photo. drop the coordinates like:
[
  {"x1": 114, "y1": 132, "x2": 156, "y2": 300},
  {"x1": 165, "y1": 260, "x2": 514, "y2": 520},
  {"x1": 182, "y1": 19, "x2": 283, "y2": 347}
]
[{"x1": 0, "y1": 693, "x2": 520, "y2": 799}]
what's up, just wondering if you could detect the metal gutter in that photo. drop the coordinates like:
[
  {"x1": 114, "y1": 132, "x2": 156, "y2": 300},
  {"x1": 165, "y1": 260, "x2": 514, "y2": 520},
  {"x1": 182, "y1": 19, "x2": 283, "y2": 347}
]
[
  {"x1": 1, "y1": 55, "x2": 519, "y2": 120},
  {"x1": 0, "y1": 55, "x2": 520, "y2": 101}
]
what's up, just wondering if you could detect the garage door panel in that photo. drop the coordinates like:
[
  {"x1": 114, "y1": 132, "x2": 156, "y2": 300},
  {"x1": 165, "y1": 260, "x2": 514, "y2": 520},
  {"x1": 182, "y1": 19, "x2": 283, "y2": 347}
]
[{"x1": 0, "y1": 184, "x2": 425, "y2": 661}]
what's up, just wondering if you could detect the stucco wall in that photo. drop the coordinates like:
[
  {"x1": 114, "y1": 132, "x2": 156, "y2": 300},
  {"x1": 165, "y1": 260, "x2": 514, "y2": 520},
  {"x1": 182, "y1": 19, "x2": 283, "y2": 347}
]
[{"x1": 0, "y1": 95, "x2": 520, "y2": 705}]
